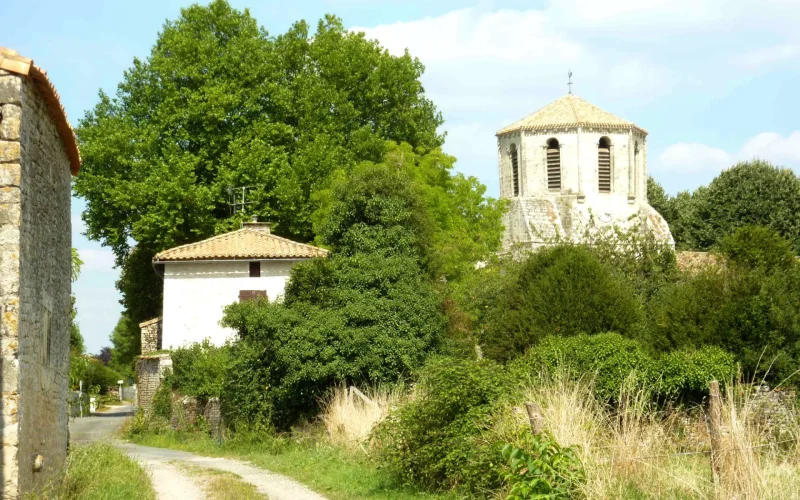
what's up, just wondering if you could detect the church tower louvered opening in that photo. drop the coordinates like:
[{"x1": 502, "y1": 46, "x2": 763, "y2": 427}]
[
  {"x1": 510, "y1": 143, "x2": 520, "y2": 196},
  {"x1": 546, "y1": 138, "x2": 561, "y2": 190},
  {"x1": 598, "y1": 136, "x2": 611, "y2": 193}
]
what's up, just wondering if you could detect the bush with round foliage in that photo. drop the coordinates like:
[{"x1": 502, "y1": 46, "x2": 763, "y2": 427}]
[
  {"x1": 482, "y1": 245, "x2": 643, "y2": 361},
  {"x1": 372, "y1": 357, "x2": 512, "y2": 493},
  {"x1": 510, "y1": 333, "x2": 656, "y2": 401},
  {"x1": 657, "y1": 346, "x2": 736, "y2": 399}
]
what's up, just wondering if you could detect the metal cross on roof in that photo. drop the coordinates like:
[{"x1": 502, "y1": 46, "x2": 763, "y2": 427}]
[{"x1": 568, "y1": 70, "x2": 573, "y2": 94}]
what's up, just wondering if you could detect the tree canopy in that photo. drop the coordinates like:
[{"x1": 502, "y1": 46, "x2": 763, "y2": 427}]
[
  {"x1": 75, "y1": 0, "x2": 443, "y2": 262},
  {"x1": 649, "y1": 161, "x2": 800, "y2": 251}
]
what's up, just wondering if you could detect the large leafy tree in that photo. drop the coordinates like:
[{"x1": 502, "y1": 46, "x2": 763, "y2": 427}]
[
  {"x1": 75, "y1": 0, "x2": 443, "y2": 315},
  {"x1": 650, "y1": 162, "x2": 800, "y2": 251},
  {"x1": 222, "y1": 160, "x2": 447, "y2": 428}
]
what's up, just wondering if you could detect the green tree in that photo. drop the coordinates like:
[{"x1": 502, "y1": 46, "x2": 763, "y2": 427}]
[
  {"x1": 677, "y1": 161, "x2": 800, "y2": 251},
  {"x1": 108, "y1": 314, "x2": 141, "y2": 378},
  {"x1": 221, "y1": 160, "x2": 448, "y2": 428},
  {"x1": 482, "y1": 245, "x2": 643, "y2": 361},
  {"x1": 74, "y1": 1, "x2": 443, "y2": 317},
  {"x1": 70, "y1": 248, "x2": 85, "y2": 354},
  {"x1": 650, "y1": 226, "x2": 800, "y2": 383}
]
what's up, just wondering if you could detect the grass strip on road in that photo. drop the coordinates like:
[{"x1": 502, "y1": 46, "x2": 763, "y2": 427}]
[{"x1": 131, "y1": 431, "x2": 457, "y2": 500}]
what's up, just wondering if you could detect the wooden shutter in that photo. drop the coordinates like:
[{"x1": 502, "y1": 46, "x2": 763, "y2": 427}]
[
  {"x1": 239, "y1": 290, "x2": 267, "y2": 302},
  {"x1": 598, "y1": 147, "x2": 611, "y2": 193},
  {"x1": 547, "y1": 148, "x2": 561, "y2": 190},
  {"x1": 511, "y1": 147, "x2": 520, "y2": 197},
  {"x1": 249, "y1": 261, "x2": 260, "y2": 278}
]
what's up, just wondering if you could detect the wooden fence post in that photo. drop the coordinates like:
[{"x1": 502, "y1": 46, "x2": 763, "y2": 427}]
[
  {"x1": 707, "y1": 380, "x2": 723, "y2": 484},
  {"x1": 525, "y1": 401, "x2": 544, "y2": 436}
]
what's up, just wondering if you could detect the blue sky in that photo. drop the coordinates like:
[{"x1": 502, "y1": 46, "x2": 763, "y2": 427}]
[{"x1": 6, "y1": 0, "x2": 800, "y2": 353}]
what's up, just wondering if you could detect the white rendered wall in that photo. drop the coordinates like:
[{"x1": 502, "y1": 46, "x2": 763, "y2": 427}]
[{"x1": 162, "y1": 260, "x2": 299, "y2": 349}]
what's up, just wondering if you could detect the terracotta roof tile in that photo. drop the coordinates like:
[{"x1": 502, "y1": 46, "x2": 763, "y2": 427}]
[
  {"x1": 497, "y1": 94, "x2": 647, "y2": 136},
  {"x1": 153, "y1": 224, "x2": 328, "y2": 262},
  {"x1": 676, "y1": 251, "x2": 721, "y2": 273},
  {"x1": 0, "y1": 47, "x2": 81, "y2": 175}
]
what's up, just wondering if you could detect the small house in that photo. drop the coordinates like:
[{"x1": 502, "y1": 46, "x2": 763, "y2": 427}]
[{"x1": 153, "y1": 218, "x2": 327, "y2": 349}]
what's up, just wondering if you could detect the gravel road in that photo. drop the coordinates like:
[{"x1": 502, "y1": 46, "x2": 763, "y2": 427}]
[{"x1": 69, "y1": 404, "x2": 327, "y2": 500}]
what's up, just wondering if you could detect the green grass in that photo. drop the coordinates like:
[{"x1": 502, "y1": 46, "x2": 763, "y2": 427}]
[
  {"x1": 44, "y1": 442, "x2": 155, "y2": 500},
  {"x1": 175, "y1": 462, "x2": 268, "y2": 500},
  {"x1": 129, "y1": 431, "x2": 458, "y2": 500}
]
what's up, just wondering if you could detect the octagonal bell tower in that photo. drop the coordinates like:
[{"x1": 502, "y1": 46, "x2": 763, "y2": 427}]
[{"x1": 497, "y1": 94, "x2": 673, "y2": 250}]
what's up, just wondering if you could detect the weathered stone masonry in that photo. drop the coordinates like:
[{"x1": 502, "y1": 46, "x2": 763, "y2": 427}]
[
  {"x1": 139, "y1": 317, "x2": 163, "y2": 354},
  {"x1": 0, "y1": 48, "x2": 79, "y2": 499}
]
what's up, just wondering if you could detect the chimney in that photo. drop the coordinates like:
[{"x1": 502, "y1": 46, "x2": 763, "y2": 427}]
[{"x1": 243, "y1": 216, "x2": 271, "y2": 234}]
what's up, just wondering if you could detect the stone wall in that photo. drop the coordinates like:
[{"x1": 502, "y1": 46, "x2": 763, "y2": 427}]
[
  {"x1": 136, "y1": 354, "x2": 172, "y2": 414},
  {"x1": 0, "y1": 69, "x2": 72, "y2": 496},
  {"x1": 139, "y1": 317, "x2": 162, "y2": 354}
]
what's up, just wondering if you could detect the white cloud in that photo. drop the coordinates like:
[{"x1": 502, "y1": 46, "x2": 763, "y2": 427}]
[
  {"x1": 354, "y1": 8, "x2": 581, "y2": 64},
  {"x1": 657, "y1": 131, "x2": 800, "y2": 174},
  {"x1": 77, "y1": 248, "x2": 117, "y2": 273},
  {"x1": 657, "y1": 143, "x2": 733, "y2": 173},
  {"x1": 732, "y1": 44, "x2": 800, "y2": 69},
  {"x1": 739, "y1": 131, "x2": 800, "y2": 167}
]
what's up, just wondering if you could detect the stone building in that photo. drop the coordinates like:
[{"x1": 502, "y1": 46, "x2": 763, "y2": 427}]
[
  {"x1": 152, "y1": 218, "x2": 327, "y2": 349},
  {"x1": 496, "y1": 94, "x2": 672, "y2": 250},
  {"x1": 0, "y1": 48, "x2": 80, "y2": 497}
]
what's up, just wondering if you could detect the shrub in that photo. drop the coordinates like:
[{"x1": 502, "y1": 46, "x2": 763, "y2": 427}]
[
  {"x1": 170, "y1": 339, "x2": 229, "y2": 402},
  {"x1": 511, "y1": 333, "x2": 655, "y2": 401},
  {"x1": 657, "y1": 346, "x2": 736, "y2": 399},
  {"x1": 151, "y1": 376, "x2": 173, "y2": 421},
  {"x1": 651, "y1": 229, "x2": 800, "y2": 384},
  {"x1": 501, "y1": 431, "x2": 585, "y2": 499},
  {"x1": 718, "y1": 225, "x2": 796, "y2": 273},
  {"x1": 511, "y1": 333, "x2": 737, "y2": 403},
  {"x1": 372, "y1": 357, "x2": 512, "y2": 493},
  {"x1": 482, "y1": 246, "x2": 643, "y2": 361}
]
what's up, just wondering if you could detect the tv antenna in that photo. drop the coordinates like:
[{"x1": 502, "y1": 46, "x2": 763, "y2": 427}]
[{"x1": 226, "y1": 185, "x2": 256, "y2": 215}]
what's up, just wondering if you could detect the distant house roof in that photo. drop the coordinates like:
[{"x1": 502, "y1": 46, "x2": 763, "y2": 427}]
[
  {"x1": 153, "y1": 222, "x2": 329, "y2": 262},
  {"x1": 496, "y1": 94, "x2": 647, "y2": 136},
  {"x1": 0, "y1": 47, "x2": 81, "y2": 175},
  {"x1": 676, "y1": 251, "x2": 721, "y2": 273}
]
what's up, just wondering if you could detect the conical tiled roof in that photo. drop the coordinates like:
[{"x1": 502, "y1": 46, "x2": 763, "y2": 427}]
[
  {"x1": 153, "y1": 223, "x2": 328, "y2": 262},
  {"x1": 496, "y1": 94, "x2": 647, "y2": 136}
]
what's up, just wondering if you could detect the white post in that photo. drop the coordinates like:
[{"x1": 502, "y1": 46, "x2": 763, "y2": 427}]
[
  {"x1": 79, "y1": 380, "x2": 83, "y2": 418},
  {"x1": 118, "y1": 379, "x2": 124, "y2": 402}
]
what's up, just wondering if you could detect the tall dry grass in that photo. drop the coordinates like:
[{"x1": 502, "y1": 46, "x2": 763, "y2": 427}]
[
  {"x1": 323, "y1": 369, "x2": 800, "y2": 498},
  {"x1": 321, "y1": 384, "x2": 406, "y2": 448},
  {"x1": 506, "y1": 368, "x2": 800, "y2": 499}
]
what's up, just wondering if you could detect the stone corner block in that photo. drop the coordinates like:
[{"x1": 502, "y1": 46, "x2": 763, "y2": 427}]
[
  {"x1": 0, "y1": 105, "x2": 21, "y2": 141},
  {"x1": 0, "y1": 76, "x2": 22, "y2": 105},
  {"x1": 0, "y1": 141, "x2": 20, "y2": 163}
]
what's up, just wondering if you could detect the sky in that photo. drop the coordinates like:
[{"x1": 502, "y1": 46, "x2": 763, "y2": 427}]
[{"x1": 6, "y1": 0, "x2": 800, "y2": 353}]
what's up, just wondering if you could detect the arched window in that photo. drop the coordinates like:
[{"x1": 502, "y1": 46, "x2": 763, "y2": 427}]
[
  {"x1": 598, "y1": 136, "x2": 612, "y2": 193},
  {"x1": 510, "y1": 143, "x2": 520, "y2": 197},
  {"x1": 546, "y1": 138, "x2": 561, "y2": 190}
]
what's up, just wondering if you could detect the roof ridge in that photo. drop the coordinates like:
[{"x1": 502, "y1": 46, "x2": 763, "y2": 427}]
[
  {"x1": 241, "y1": 228, "x2": 328, "y2": 251},
  {"x1": 153, "y1": 226, "x2": 328, "y2": 262}
]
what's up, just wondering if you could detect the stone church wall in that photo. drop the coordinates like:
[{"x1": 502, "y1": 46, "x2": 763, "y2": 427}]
[{"x1": 0, "y1": 69, "x2": 72, "y2": 497}]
